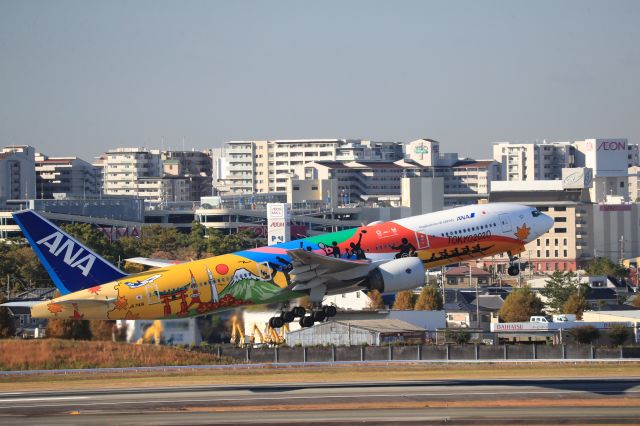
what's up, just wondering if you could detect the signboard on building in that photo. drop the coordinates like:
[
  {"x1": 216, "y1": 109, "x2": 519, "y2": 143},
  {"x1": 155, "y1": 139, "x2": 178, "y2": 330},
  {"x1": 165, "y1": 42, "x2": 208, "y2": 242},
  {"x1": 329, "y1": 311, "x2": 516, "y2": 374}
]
[
  {"x1": 267, "y1": 203, "x2": 291, "y2": 245},
  {"x1": 577, "y1": 138, "x2": 629, "y2": 178},
  {"x1": 561, "y1": 167, "x2": 593, "y2": 189}
]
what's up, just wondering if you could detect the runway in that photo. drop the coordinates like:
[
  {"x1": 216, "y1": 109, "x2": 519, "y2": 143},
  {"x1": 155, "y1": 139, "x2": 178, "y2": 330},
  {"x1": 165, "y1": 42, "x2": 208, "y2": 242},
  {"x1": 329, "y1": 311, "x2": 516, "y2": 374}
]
[{"x1": 1, "y1": 377, "x2": 640, "y2": 424}]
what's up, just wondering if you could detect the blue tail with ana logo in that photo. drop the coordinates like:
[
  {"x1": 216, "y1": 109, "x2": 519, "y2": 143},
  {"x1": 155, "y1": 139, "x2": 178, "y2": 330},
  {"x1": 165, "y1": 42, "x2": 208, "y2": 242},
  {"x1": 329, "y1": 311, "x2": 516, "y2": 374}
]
[{"x1": 12, "y1": 210, "x2": 127, "y2": 295}]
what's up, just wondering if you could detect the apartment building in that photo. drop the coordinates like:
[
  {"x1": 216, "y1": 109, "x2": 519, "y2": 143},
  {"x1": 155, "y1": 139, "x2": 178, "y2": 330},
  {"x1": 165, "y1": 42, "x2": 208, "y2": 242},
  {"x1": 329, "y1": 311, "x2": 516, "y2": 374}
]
[
  {"x1": 223, "y1": 139, "x2": 404, "y2": 195},
  {"x1": 101, "y1": 147, "x2": 212, "y2": 203},
  {"x1": 291, "y1": 156, "x2": 498, "y2": 210},
  {"x1": 492, "y1": 141, "x2": 575, "y2": 181},
  {"x1": 0, "y1": 145, "x2": 36, "y2": 205},
  {"x1": 35, "y1": 154, "x2": 100, "y2": 199}
]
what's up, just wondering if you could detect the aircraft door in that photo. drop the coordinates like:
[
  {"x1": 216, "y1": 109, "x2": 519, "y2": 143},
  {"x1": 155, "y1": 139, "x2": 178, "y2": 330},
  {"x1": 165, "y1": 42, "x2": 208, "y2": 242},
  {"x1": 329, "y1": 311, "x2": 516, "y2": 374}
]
[
  {"x1": 499, "y1": 214, "x2": 512, "y2": 233},
  {"x1": 415, "y1": 231, "x2": 430, "y2": 249},
  {"x1": 146, "y1": 284, "x2": 161, "y2": 305}
]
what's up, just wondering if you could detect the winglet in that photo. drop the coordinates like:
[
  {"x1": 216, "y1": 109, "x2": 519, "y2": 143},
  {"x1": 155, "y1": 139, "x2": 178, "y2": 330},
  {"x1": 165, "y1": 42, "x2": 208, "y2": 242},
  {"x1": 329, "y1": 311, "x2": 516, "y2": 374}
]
[{"x1": 12, "y1": 210, "x2": 127, "y2": 294}]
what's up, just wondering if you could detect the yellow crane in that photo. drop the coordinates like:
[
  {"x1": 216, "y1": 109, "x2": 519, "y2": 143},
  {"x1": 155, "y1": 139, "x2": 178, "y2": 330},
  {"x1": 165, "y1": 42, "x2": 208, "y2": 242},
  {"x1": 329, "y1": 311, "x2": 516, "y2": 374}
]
[{"x1": 136, "y1": 320, "x2": 163, "y2": 345}]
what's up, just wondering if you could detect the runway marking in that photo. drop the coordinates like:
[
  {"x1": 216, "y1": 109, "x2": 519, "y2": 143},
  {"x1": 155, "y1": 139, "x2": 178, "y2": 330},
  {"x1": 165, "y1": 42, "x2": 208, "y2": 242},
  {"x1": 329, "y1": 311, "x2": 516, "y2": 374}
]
[
  {"x1": 2, "y1": 390, "x2": 640, "y2": 409},
  {"x1": 0, "y1": 396, "x2": 90, "y2": 403}
]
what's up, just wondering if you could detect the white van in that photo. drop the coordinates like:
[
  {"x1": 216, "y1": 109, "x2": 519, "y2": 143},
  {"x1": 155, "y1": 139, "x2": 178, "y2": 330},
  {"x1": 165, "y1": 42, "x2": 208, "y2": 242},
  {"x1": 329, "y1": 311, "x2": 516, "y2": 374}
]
[{"x1": 529, "y1": 316, "x2": 549, "y2": 323}]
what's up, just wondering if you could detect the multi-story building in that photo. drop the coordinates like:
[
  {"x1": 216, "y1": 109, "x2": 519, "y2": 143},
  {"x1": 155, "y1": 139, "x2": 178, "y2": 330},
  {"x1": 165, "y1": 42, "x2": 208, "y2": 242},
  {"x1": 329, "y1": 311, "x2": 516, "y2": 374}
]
[
  {"x1": 492, "y1": 141, "x2": 575, "y2": 181},
  {"x1": 101, "y1": 147, "x2": 212, "y2": 203},
  {"x1": 102, "y1": 147, "x2": 162, "y2": 199},
  {"x1": 223, "y1": 139, "x2": 404, "y2": 195},
  {"x1": 35, "y1": 154, "x2": 100, "y2": 199},
  {"x1": 0, "y1": 145, "x2": 36, "y2": 205}
]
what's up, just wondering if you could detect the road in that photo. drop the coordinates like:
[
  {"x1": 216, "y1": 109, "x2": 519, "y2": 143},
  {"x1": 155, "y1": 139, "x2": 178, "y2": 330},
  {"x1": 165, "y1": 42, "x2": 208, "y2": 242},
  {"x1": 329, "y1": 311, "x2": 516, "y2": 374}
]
[{"x1": 1, "y1": 377, "x2": 639, "y2": 424}]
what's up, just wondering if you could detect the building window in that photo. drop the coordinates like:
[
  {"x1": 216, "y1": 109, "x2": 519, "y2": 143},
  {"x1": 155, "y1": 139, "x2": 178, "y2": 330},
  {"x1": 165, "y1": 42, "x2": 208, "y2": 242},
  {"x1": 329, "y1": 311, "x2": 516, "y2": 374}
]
[
  {"x1": 555, "y1": 228, "x2": 567, "y2": 233},
  {"x1": 564, "y1": 250, "x2": 568, "y2": 257}
]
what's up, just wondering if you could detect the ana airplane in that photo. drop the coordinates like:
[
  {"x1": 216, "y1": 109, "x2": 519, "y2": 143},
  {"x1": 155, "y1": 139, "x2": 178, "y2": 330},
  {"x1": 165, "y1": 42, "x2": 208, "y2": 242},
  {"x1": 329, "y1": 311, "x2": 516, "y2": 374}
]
[{"x1": 6, "y1": 203, "x2": 553, "y2": 328}]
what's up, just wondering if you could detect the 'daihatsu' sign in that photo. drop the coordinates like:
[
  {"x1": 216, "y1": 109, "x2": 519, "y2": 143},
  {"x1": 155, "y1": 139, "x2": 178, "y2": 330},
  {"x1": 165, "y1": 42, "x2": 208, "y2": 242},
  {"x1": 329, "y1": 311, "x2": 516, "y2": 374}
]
[{"x1": 267, "y1": 203, "x2": 291, "y2": 246}]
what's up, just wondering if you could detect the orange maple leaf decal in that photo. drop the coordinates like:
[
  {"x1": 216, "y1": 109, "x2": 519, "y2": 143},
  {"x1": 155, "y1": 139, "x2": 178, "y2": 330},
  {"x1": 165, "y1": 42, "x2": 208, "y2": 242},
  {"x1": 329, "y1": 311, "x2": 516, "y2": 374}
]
[
  {"x1": 124, "y1": 310, "x2": 140, "y2": 320},
  {"x1": 515, "y1": 224, "x2": 531, "y2": 241},
  {"x1": 47, "y1": 303, "x2": 63, "y2": 315},
  {"x1": 114, "y1": 296, "x2": 128, "y2": 310},
  {"x1": 87, "y1": 285, "x2": 101, "y2": 295}
]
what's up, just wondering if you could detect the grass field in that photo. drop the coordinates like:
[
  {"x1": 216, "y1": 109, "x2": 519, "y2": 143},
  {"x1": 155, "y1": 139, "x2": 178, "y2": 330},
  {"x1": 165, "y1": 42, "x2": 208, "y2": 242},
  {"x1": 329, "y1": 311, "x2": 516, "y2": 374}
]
[
  {"x1": 2, "y1": 339, "x2": 639, "y2": 393},
  {"x1": 2, "y1": 360, "x2": 640, "y2": 392},
  {"x1": 0, "y1": 339, "x2": 229, "y2": 371}
]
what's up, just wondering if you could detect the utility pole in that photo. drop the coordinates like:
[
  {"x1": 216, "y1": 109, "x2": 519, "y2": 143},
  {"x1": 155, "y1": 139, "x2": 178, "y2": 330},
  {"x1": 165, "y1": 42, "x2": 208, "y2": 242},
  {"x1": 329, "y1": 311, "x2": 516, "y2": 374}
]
[
  {"x1": 620, "y1": 235, "x2": 625, "y2": 265},
  {"x1": 441, "y1": 265, "x2": 446, "y2": 306},
  {"x1": 471, "y1": 263, "x2": 479, "y2": 329}
]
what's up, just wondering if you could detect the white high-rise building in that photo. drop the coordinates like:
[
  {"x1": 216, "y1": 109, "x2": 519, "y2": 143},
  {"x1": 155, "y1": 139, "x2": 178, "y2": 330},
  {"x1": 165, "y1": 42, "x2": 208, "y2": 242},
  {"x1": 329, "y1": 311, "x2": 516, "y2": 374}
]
[
  {"x1": 222, "y1": 139, "x2": 404, "y2": 195},
  {"x1": 35, "y1": 154, "x2": 100, "y2": 199},
  {"x1": 0, "y1": 145, "x2": 36, "y2": 205},
  {"x1": 101, "y1": 147, "x2": 213, "y2": 203},
  {"x1": 492, "y1": 141, "x2": 575, "y2": 181}
]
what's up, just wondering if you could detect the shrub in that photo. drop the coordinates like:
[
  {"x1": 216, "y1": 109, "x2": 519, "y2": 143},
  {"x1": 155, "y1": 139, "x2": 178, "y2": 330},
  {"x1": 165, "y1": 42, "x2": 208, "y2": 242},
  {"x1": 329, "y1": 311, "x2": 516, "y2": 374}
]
[
  {"x1": 445, "y1": 329, "x2": 471, "y2": 344},
  {"x1": 607, "y1": 324, "x2": 631, "y2": 346},
  {"x1": 569, "y1": 326, "x2": 600, "y2": 344}
]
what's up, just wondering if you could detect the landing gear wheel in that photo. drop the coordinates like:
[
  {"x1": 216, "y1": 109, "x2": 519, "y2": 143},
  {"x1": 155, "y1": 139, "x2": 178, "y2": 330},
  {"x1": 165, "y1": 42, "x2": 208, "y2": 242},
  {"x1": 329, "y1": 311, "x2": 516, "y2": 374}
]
[
  {"x1": 281, "y1": 311, "x2": 295, "y2": 323},
  {"x1": 323, "y1": 305, "x2": 337, "y2": 317},
  {"x1": 269, "y1": 316, "x2": 284, "y2": 328},
  {"x1": 507, "y1": 265, "x2": 520, "y2": 276},
  {"x1": 292, "y1": 306, "x2": 306, "y2": 318},
  {"x1": 313, "y1": 310, "x2": 327, "y2": 322},
  {"x1": 300, "y1": 316, "x2": 315, "y2": 328}
]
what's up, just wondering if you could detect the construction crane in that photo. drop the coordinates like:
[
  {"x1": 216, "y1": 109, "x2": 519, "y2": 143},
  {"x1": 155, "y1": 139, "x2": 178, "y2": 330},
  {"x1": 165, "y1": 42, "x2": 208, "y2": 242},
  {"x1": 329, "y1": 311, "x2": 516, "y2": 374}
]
[{"x1": 136, "y1": 320, "x2": 163, "y2": 345}]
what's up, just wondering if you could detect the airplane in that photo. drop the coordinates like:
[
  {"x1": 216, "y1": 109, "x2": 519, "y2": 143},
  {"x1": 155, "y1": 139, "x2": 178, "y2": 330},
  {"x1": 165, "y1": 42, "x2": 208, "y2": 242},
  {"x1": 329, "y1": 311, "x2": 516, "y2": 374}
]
[{"x1": 4, "y1": 203, "x2": 553, "y2": 329}]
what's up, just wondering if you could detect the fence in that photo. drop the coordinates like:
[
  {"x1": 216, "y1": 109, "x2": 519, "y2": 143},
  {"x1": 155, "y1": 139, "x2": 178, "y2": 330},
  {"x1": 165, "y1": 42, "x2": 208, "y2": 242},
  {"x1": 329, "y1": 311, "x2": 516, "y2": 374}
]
[{"x1": 201, "y1": 344, "x2": 640, "y2": 364}]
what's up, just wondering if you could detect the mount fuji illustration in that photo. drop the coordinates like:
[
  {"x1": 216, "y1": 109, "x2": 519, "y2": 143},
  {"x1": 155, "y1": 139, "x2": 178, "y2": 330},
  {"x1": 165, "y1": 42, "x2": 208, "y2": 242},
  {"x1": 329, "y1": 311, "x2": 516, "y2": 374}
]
[{"x1": 219, "y1": 268, "x2": 283, "y2": 302}]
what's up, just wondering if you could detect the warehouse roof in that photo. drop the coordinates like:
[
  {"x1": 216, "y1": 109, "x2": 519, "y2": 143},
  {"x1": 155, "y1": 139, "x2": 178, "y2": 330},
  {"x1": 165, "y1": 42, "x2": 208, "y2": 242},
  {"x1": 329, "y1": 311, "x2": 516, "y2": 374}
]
[{"x1": 332, "y1": 319, "x2": 425, "y2": 333}]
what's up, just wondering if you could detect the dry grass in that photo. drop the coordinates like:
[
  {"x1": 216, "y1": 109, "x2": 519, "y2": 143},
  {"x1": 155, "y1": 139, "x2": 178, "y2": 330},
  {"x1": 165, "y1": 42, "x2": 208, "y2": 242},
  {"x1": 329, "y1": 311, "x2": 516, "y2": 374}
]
[{"x1": 0, "y1": 339, "x2": 229, "y2": 370}]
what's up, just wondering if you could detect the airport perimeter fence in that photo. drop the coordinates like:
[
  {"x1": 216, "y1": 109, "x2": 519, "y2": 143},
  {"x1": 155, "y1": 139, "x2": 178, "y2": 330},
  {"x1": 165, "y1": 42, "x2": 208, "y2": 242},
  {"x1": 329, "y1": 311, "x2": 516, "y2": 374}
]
[{"x1": 200, "y1": 344, "x2": 640, "y2": 364}]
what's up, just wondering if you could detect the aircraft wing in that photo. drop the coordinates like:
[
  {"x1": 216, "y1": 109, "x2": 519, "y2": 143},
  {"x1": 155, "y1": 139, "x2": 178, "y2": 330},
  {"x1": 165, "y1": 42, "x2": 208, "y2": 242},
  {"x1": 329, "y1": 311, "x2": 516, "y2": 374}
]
[
  {"x1": 125, "y1": 257, "x2": 184, "y2": 268},
  {"x1": 287, "y1": 248, "x2": 383, "y2": 291}
]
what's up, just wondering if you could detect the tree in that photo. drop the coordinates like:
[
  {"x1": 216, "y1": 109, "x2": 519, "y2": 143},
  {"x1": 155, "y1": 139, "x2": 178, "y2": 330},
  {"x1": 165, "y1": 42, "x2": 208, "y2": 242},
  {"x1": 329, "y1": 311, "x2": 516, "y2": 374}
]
[
  {"x1": 584, "y1": 257, "x2": 628, "y2": 279},
  {"x1": 607, "y1": 324, "x2": 631, "y2": 346},
  {"x1": 414, "y1": 286, "x2": 443, "y2": 310},
  {"x1": 562, "y1": 293, "x2": 588, "y2": 319},
  {"x1": 366, "y1": 290, "x2": 385, "y2": 310},
  {"x1": 569, "y1": 325, "x2": 600, "y2": 344},
  {"x1": 539, "y1": 271, "x2": 585, "y2": 313},
  {"x1": 90, "y1": 320, "x2": 116, "y2": 341},
  {"x1": 393, "y1": 291, "x2": 415, "y2": 310},
  {"x1": 498, "y1": 286, "x2": 544, "y2": 322},
  {"x1": 0, "y1": 295, "x2": 15, "y2": 338},
  {"x1": 46, "y1": 319, "x2": 92, "y2": 340}
]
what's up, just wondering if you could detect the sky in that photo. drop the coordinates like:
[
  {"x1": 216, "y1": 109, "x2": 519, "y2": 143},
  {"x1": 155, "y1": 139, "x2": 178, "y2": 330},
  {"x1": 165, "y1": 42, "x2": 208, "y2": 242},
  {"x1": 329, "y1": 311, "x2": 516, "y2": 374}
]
[{"x1": 1, "y1": 1, "x2": 639, "y2": 161}]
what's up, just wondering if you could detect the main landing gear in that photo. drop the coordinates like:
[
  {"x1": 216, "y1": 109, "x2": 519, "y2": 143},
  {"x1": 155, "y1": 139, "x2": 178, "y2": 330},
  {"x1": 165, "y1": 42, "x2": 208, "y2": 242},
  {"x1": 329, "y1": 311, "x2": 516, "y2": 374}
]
[
  {"x1": 507, "y1": 251, "x2": 520, "y2": 276},
  {"x1": 267, "y1": 305, "x2": 337, "y2": 329}
]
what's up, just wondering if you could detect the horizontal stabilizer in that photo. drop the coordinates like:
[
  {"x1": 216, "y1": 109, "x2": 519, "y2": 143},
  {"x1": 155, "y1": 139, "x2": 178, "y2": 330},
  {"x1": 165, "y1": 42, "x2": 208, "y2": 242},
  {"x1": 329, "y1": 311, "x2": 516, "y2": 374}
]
[{"x1": 1, "y1": 301, "x2": 41, "y2": 308}]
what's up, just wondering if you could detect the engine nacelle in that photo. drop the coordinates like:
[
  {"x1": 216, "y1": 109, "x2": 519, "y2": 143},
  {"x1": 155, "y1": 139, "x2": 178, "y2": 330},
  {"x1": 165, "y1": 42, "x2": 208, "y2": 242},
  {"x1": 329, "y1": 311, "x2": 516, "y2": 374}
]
[{"x1": 364, "y1": 257, "x2": 425, "y2": 293}]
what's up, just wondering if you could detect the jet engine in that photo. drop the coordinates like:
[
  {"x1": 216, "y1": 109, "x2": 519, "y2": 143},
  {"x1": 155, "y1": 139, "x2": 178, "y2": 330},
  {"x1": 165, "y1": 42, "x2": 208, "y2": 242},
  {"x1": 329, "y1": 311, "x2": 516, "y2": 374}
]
[{"x1": 364, "y1": 257, "x2": 425, "y2": 293}]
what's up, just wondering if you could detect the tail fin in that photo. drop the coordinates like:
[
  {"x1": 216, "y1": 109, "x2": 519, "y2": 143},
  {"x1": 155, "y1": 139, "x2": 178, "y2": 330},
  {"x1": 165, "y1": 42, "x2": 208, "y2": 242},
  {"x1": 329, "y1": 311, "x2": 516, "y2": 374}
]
[{"x1": 12, "y1": 210, "x2": 127, "y2": 294}]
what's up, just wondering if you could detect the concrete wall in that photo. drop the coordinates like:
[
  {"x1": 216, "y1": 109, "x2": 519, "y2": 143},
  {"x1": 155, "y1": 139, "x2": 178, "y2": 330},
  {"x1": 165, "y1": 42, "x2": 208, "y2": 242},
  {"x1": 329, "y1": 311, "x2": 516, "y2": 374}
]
[{"x1": 210, "y1": 343, "x2": 638, "y2": 363}]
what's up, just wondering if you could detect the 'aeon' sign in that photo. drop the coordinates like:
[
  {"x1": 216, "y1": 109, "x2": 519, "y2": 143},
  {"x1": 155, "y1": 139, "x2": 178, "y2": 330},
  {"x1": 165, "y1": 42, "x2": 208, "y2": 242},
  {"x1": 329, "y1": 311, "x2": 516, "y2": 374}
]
[{"x1": 597, "y1": 140, "x2": 626, "y2": 151}]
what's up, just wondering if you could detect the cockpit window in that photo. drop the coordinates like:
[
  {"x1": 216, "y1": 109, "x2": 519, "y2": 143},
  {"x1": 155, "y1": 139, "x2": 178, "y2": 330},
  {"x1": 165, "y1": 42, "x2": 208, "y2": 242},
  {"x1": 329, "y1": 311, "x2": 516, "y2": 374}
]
[{"x1": 531, "y1": 209, "x2": 541, "y2": 217}]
